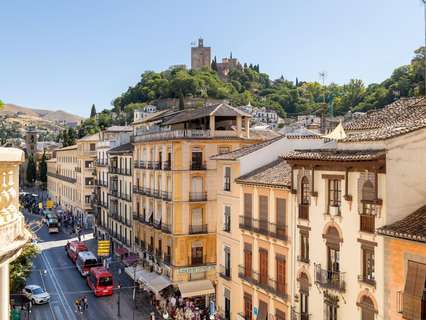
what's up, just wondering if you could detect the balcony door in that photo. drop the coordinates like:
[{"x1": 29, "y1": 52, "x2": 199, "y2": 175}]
[
  {"x1": 259, "y1": 249, "x2": 268, "y2": 285},
  {"x1": 192, "y1": 150, "x2": 202, "y2": 167},
  {"x1": 244, "y1": 247, "x2": 252, "y2": 277},
  {"x1": 327, "y1": 247, "x2": 340, "y2": 273},
  {"x1": 191, "y1": 246, "x2": 203, "y2": 265},
  {"x1": 192, "y1": 176, "x2": 203, "y2": 193}
]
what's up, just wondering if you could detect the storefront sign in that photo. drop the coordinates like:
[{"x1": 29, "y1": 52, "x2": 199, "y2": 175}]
[{"x1": 177, "y1": 265, "x2": 215, "y2": 274}]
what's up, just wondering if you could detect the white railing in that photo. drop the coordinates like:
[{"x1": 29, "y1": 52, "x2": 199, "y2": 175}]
[{"x1": 133, "y1": 129, "x2": 238, "y2": 142}]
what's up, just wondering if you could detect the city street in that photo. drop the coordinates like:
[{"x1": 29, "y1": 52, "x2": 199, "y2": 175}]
[{"x1": 22, "y1": 211, "x2": 157, "y2": 320}]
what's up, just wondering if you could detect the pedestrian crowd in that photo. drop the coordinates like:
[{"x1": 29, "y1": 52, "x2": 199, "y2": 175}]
[{"x1": 74, "y1": 295, "x2": 89, "y2": 314}]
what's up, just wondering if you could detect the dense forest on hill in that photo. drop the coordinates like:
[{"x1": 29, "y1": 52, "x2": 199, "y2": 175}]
[{"x1": 74, "y1": 47, "x2": 425, "y2": 137}]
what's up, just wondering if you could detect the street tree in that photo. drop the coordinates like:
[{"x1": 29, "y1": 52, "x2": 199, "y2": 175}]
[
  {"x1": 26, "y1": 154, "x2": 36, "y2": 185},
  {"x1": 90, "y1": 104, "x2": 97, "y2": 118},
  {"x1": 9, "y1": 243, "x2": 39, "y2": 293},
  {"x1": 39, "y1": 151, "x2": 47, "y2": 184}
]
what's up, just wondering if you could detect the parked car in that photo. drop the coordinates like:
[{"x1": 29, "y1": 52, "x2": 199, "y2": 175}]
[{"x1": 22, "y1": 285, "x2": 50, "y2": 304}]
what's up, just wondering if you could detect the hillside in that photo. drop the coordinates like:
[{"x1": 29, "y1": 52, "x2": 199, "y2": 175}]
[
  {"x1": 112, "y1": 47, "x2": 426, "y2": 117},
  {"x1": 1, "y1": 104, "x2": 84, "y2": 124}
]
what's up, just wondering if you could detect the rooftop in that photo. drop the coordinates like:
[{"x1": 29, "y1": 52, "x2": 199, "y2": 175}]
[
  {"x1": 378, "y1": 205, "x2": 426, "y2": 243},
  {"x1": 57, "y1": 145, "x2": 78, "y2": 151},
  {"x1": 77, "y1": 132, "x2": 100, "y2": 142},
  {"x1": 282, "y1": 149, "x2": 386, "y2": 162},
  {"x1": 104, "y1": 126, "x2": 133, "y2": 132},
  {"x1": 162, "y1": 103, "x2": 251, "y2": 126},
  {"x1": 342, "y1": 97, "x2": 426, "y2": 142},
  {"x1": 211, "y1": 135, "x2": 284, "y2": 160},
  {"x1": 235, "y1": 158, "x2": 291, "y2": 188},
  {"x1": 108, "y1": 142, "x2": 133, "y2": 154}
]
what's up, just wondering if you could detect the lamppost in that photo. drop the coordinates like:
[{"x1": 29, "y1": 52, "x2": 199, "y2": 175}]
[{"x1": 117, "y1": 267, "x2": 121, "y2": 317}]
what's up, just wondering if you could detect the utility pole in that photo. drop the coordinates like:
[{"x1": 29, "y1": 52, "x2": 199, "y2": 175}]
[{"x1": 117, "y1": 267, "x2": 121, "y2": 317}]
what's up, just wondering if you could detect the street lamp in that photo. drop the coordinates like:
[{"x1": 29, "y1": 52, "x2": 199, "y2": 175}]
[{"x1": 117, "y1": 267, "x2": 121, "y2": 318}]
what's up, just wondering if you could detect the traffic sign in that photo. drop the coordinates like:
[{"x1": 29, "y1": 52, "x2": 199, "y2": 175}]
[
  {"x1": 46, "y1": 200, "x2": 53, "y2": 209},
  {"x1": 97, "y1": 240, "x2": 110, "y2": 256}
]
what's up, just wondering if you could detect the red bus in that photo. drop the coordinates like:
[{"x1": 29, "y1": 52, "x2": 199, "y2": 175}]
[
  {"x1": 65, "y1": 241, "x2": 88, "y2": 263},
  {"x1": 87, "y1": 267, "x2": 114, "y2": 297}
]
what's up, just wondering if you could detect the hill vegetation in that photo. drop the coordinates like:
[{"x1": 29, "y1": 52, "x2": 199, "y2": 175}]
[{"x1": 76, "y1": 47, "x2": 426, "y2": 135}]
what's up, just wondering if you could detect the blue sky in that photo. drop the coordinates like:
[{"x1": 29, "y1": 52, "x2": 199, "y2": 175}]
[{"x1": 0, "y1": 0, "x2": 424, "y2": 117}]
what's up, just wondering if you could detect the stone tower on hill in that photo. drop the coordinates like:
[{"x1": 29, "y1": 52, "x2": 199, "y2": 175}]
[{"x1": 191, "y1": 38, "x2": 211, "y2": 70}]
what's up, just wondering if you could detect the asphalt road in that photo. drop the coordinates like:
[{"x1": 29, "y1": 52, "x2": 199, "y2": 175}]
[{"x1": 22, "y1": 211, "x2": 158, "y2": 320}]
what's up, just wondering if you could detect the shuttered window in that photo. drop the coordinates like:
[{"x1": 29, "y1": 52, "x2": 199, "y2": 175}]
[
  {"x1": 244, "y1": 193, "x2": 253, "y2": 218},
  {"x1": 275, "y1": 309, "x2": 285, "y2": 320},
  {"x1": 257, "y1": 300, "x2": 268, "y2": 320},
  {"x1": 191, "y1": 208, "x2": 203, "y2": 226},
  {"x1": 243, "y1": 293, "x2": 253, "y2": 320},
  {"x1": 276, "y1": 256, "x2": 286, "y2": 295},
  {"x1": 259, "y1": 196, "x2": 268, "y2": 232},
  {"x1": 403, "y1": 261, "x2": 426, "y2": 320},
  {"x1": 244, "y1": 245, "x2": 252, "y2": 277},
  {"x1": 276, "y1": 198, "x2": 286, "y2": 226},
  {"x1": 259, "y1": 249, "x2": 268, "y2": 285}
]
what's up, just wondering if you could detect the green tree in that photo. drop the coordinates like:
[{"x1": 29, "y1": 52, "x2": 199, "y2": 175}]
[
  {"x1": 67, "y1": 127, "x2": 76, "y2": 146},
  {"x1": 211, "y1": 56, "x2": 217, "y2": 71},
  {"x1": 90, "y1": 104, "x2": 97, "y2": 118},
  {"x1": 10, "y1": 243, "x2": 39, "y2": 293},
  {"x1": 26, "y1": 154, "x2": 36, "y2": 185},
  {"x1": 39, "y1": 151, "x2": 47, "y2": 184},
  {"x1": 0, "y1": 99, "x2": 3, "y2": 109}
]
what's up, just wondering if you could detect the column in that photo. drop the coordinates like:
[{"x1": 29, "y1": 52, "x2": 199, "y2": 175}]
[
  {"x1": 209, "y1": 115, "x2": 215, "y2": 136},
  {"x1": 244, "y1": 117, "x2": 250, "y2": 138},
  {"x1": 0, "y1": 263, "x2": 9, "y2": 320},
  {"x1": 236, "y1": 115, "x2": 242, "y2": 136}
]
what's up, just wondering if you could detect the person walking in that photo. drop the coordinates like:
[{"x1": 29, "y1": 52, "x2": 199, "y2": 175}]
[{"x1": 83, "y1": 295, "x2": 88, "y2": 310}]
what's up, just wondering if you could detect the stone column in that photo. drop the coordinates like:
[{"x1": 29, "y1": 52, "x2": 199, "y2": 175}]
[
  {"x1": 209, "y1": 115, "x2": 215, "y2": 136},
  {"x1": 236, "y1": 116, "x2": 242, "y2": 137},
  {"x1": 0, "y1": 263, "x2": 9, "y2": 320}
]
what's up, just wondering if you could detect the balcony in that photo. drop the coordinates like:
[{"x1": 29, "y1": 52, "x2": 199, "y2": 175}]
[
  {"x1": 191, "y1": 161, "x2": 207, "y2": 170},
  {"x1": 189, "y1": 224, "x2": 208, "y2": 234},
  {"x1": 96, "y1": 159, "x2": 108, "y2": 167},
  {"x1": 238, "y1": 266, "x2": 288, "y2": 300},
  {"x1": 238, "y1": 216, "x2": 288, "y2": 241},
  {"x1": 153, "y1": 219, "x2": 162, "y2": 229},
  {"x1": 109, "y1": 166, "x2": 119, "y2": 174},
  {"x1": 47, "y1": 172, "x2": 77, "y2": 184},
  {"x1": 314, "y1": 264, "x2": 345, "y2": 292},
  {"x1": 358, "y1": 274, "x2": 376, "y2": 287},
  {"x1": 162, "y1": 161, "x2": 171, "y2": 170},
  {"x1": 360, "y1": 213, "x2": 375, "y2": 233},
  {"x1": 218, "y1": 265, "x2": 231, "y2": 280},
  {"x1": 297, "y1": 255, "x2": 310, "y2": 264},
  {"x1": 189, "y1": 255, "x2": 206, "y2": 266},
  {"x1": 189, "y1": 192, "x2": 207, "y2": 201},
  {"x1": 291, "y1": 310, "x2": 311, "y2": 320},
  {"x1": 152, "y1": 189, "x2": 160, "y2": 199},
  {"x1": 146, "y1": 161, "x2": 153, "y2": 169},
  {"x1": 95, "y1": 179, "x2": 108, "y2": 187},
  {"x1": 163, "y1": 254, "x2": 171, "y2": 266},
  {"x1": 153, "y1": 161, "x2": 161, "y2": 170},
  {"x1": 133, "y1": 185, "x2": 146, "y2": 195},
  {"x1": 134, "y1": 160, "x2": 146, "y2": 169},
  {"x1": 162, "y1": 191, "x2": 172, "y2": 201},
  {"x1": 132, "y1": 129, "x2": 239, "y2": 143},
  {"x1": 223, "y1": 221, "x2": 231, "y2": 232},
  {"x1": 298, "y1": 204, "x2": 309, "y2": 220},
  {"x1": 161, "y1": 223, "x2": 172, "y2": 234}
]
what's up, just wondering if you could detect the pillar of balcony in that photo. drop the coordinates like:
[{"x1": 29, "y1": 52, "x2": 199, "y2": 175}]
[
  {"x1": 244, "y1": 117, "x2": 250, "y2": 138},
  {"x1": 209, "y1": 115, "x2": 215, "y2": 136},
  {"x1": 236, "y1": 115, "x2": 242, "y2": 136},
  {"x1": 0, "y1": 148, "x2": 31, "y2": 320}
]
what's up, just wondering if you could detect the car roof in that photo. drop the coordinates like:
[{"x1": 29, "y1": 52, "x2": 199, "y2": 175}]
[
  {"x1": 25, "y1": 285, "x2": 41, "y2": 290},
  {"x1": 78, "y1": 251, "x2": 96, "y2": 259},
  {"x1": 90, "y1": 266, "x2": 112, "y2": 277}
]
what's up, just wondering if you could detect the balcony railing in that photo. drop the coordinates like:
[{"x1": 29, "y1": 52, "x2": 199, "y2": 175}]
[
  {"x1": 291, "y1": 309, "x2": 311, "y2": 320},
  {"x1": 153, "y1": 161, "x2": 161, "y2": 170},
  {"x1": 162, "y1": 191, "x2": 172, "y2": 201},
  {"x1": 358, "y1": 274, "x2": 376, "y2": 287},
  {"x1": 47, "y1": 172, "x2": 77, "y2": 184},
  {"x1": 134, "y1": 160, "x2": 146, "y2": 169},
  {"x1": 191, "y1": 161, "x2": 207, "y2": 170},
  {"x1": 133, "y1": 185, "x2": 146, "y2": 195},
  {"x1": 75, "y1": 167, "x2": 81, "y2": 173},
  {"x1": 146, "y1": 161, "x2": 153, "y2": 169},
  {"x1": 189, "y1": 192, "x2": 207, "y2": 201},
  {"x1": 189, "y1": 255, "x2": 207, "y2": 266},
  {"x1": 152, "y1": 189, "x2": 160, "y2": 199},
  {"x1": 299, "y1": 204, "x2": 309, "y2": 220},
  {"x1": 218, "y1": 265, "x2": 231, "y2": 280},
  {"x1": 238, "y1": 216, "x2": 288, "y2": 241},
  {"x1": 153, "y1": 219, "x2": 162, "y2": 229},
  {"x1": 314, "y1": 264, "x2": 345, "y2": 292},
  {"x1": 189, "y1": 224, "x2": 208, "y2": 234},
  {"x1": 161, "y1": 223, "x2": 172, "y2": 234},
  {"x1": 95, "y1": 179, "x2": 108, "y2": 187},
  {"x1": 162, "y1": 161, "x2": 171, "y2": 170},
  {"x1": 360, "y1": 213, "x2": 375, "y2": 233},
  {"x1": 238, "y1": 265, "x2": 287, "y2": 300},
  {"x1": 297, "y1": 255, "x2": 310, "y2": 264},
  {"x1": 96, "y1": 159, "x2": 108, "y2": 167},
  {"x1": 132, "y1": 129, "x2": 239, "y2": 143}
]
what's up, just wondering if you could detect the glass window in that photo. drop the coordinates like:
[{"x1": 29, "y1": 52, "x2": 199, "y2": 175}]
[
  {"x1": 224, "y1": 167, "x2": 231, "y2": 191},
  {"x1": 301, "y1": 176, "x2": 310, "y2": 204},
  {"x1": 328, "y1": 179, "x2": 341, "y2": 207}
]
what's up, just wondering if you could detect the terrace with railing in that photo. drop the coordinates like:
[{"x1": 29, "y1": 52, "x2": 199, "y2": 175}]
[
  {"x1": 239, "y1": 216, "x2": 288, "y2": 241},
  {"x1": 314, "y1": 264, "x2": 346, "y2": 292}
]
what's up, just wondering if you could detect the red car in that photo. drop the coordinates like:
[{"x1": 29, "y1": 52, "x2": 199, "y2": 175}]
[
  {"x1": 65, "y1": 240, "x2": 88, "y2": 263},
  {"x1": 87, "y1": 267, "x2": 114, "y2": 296}
]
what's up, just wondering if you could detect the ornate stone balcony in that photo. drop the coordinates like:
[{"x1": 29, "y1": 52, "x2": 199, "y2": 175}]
[{"x1": 0, "y1": 148, "x2": 31, "y2": 320}]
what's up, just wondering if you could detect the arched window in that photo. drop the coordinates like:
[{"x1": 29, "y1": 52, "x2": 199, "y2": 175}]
[
  {"x1": 359, "y1": 295, "x2": 375, "y2": 320},
  {"x1": 301, "y1": 176, "x2": 310, "y2": 205}
]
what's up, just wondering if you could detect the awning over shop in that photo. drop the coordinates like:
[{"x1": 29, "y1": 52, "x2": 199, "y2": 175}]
[
  {"x1": 124, "y1": 265, "x2": 145, "y2": 281},
  {"x1": 123, "y1": 253, "x2": 139, "y2": 266},
  {"x1": 148, "y1": 275, "x2": 172, "y2": 295},
  {"x1": 116, "y1": 247, "x2": 129, "y2": 256},
  {"x1": 177, "y1": 280, "x2": 215, "y2": 298},
  {"x1": 137, "y1": 269, "x2": 159, "y2": 284}
]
